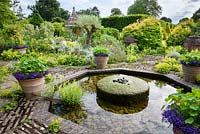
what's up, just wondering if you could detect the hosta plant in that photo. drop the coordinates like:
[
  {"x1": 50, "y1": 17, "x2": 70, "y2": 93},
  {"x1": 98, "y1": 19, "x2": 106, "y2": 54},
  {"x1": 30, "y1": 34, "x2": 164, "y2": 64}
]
[{"x1": 162, "y1": 89, "x2": 200, "y2": 134}]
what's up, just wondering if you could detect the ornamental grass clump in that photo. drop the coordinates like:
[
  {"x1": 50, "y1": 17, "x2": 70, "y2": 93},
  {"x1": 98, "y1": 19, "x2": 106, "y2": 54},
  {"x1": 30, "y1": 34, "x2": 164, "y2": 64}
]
[
  {"x1": 13, "y1": 55, "x2": 48, "y2": 80},
  {"x1": 162, "y1": 89, "x2": 200, "y2": 134},
  {"x1": 58, "y1": 81, "x2": 84, "y2": 106}
]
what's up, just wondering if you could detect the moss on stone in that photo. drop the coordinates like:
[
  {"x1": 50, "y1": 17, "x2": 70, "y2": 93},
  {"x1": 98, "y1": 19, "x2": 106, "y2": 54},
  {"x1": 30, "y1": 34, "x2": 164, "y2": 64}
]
[{"x1": 97, "y1": 75, "x2": 149, "y2": 105}]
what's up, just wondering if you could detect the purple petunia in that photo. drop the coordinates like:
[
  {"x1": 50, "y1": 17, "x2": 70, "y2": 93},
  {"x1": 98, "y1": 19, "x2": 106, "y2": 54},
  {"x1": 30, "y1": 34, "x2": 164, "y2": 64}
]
[
  {"x1": 181, "y1": 60, "x2": 200, "y2": 66},
  {"x1": 11, "y1": 45, "x2": 28, "y2": 49},
  {"x1": 13, "y1": 70, "x2": 48, "y2": 80},
  {"x1": 162, "y1": 106, "x2": 200, "y2": 134}
]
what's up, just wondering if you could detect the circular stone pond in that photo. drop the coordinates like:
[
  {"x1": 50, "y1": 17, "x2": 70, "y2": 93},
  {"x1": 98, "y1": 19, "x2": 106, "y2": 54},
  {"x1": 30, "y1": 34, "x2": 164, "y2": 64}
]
[
  {"x1": 97, "y1": 75, "x2": 149, "y2": 105},
  {"x1": 50, "y1": 74, "x2": 177, "y2": 134}
]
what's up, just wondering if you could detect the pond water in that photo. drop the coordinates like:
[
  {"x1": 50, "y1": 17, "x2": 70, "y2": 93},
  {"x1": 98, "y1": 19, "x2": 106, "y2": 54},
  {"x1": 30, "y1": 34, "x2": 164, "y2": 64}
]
[{"x1": 50, "y1": 75, "x2": 178, "y2": 134}]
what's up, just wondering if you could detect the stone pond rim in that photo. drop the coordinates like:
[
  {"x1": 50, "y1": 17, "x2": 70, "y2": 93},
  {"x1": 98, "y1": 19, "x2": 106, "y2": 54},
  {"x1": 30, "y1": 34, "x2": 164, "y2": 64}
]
[{"x1": 96, "y1": 75, "x2": 149, "y2": 105}]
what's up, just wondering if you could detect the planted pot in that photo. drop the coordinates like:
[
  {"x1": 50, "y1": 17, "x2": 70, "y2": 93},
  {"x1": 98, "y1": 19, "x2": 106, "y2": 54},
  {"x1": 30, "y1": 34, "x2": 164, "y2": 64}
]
[
  {"x1": 12, "y1": 45, "x2": 28, "y2": 54},
  {"x1": 18, "y1": 77, "x2": 45, "y2": 99},
  {"x1": 183, "y1": 36, "x2": 200, "y2": 51},
  {"x1": 181, "y1": 64, "x2": 200, "y2": 83},
  {"x1": 94, "y1": 54, "x2": 109, "y2": 69}
]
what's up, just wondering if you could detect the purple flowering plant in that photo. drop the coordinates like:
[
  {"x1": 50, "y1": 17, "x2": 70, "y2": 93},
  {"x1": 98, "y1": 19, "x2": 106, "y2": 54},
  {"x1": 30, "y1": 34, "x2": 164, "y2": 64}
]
[
  {"x1": 13, "y1": 55, "x2": 48, "y2": 80},
  {"x1": 181, "y1": 50, "x2": 200, "y2": 66},
  {"x1": 162, "y1": 89, "x2": 200, "y2": 134}
]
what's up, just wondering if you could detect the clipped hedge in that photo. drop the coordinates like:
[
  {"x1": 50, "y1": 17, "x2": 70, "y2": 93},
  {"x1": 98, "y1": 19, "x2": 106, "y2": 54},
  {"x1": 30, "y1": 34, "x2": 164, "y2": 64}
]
[
  {"x1": 166, "y1": 19, "x2": 194, "y2": 46},
  {"x1": 123, "y1": 17, "x2": 163, "y2": 50},
  {"x1": 101, "y1": 14, "x2": 148, "y2": 31}
]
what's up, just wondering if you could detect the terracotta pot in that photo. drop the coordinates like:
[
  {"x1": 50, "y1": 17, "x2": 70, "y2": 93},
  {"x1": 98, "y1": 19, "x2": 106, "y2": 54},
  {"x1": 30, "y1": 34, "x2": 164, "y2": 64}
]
[
  {"x1": 94, "y1": 55, "x2": 109, "y2": 69},
  {"x1": 14, "y1": 48, "x2": 27, "y2": 54},
  {"x1": 173, "y1": 127, "x2": 183, "y2": 134},
  {"x1": 18, "y1": 77, "x2": 45, "y2": 99},
  {"x1": 183, "y1": 36, "x2": 200, "y2": 51},
  {"x1": 182, "y1": 64, "x2": 200, "y2": 83}
]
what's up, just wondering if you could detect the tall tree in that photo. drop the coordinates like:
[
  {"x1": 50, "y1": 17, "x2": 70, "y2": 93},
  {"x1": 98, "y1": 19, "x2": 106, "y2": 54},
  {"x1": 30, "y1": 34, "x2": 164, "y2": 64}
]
[
  {"x1": 28, "y1": 0, "x2": 59, "y2": 21},
  {"x1": 58, "y1": 8, "x2": 70, "y2": 20},
  {"x1": 110, "y1": 8, "x2": 122, "y2": 16},
  {"x1": 77, "y1": 6, "x2": 100, "y2": 17},
  {"x1": 192, "y1": 8, "x2": 200, "y2": 22},
  {"x1": 76, "y1": 15, "x2": 101, "y2": 46},
  {"x1": 28, "y1": 0, "x2": 70, "y2": 21},
  {"x1": 127, "y1": 0, "x2": 162, "y2": 17},
  {"x1": 0, "y1": 0, "x2": 16, "y2": 28},
  {"x1": 160, "y1": 17, "x2": 172, "y2": 23},
  {"x1": 179, "y1": 17, "x2": 189, "y2": 23}
]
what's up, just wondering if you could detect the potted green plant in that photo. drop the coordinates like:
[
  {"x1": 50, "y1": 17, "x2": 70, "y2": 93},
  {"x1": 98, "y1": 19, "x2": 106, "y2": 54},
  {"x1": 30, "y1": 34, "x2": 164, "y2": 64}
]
[
  {"x1": 3, "y1": 24, "x2": 28, "y2": 54},
  {"x1": 181, "y1": 50, "x2": 200, "y2": 83},
  {"x1": 93, "y1": 46, "x2": 109, "y2": 69},
  {"x1": 184, "y1": 21, "x2": 200, "y2": 51},
  {"x1": 162, "y1": 89, "x2": 200, "y2": 134},
  {"x1": 13, "y1": 55, "x2": 48, "y2": 99}
]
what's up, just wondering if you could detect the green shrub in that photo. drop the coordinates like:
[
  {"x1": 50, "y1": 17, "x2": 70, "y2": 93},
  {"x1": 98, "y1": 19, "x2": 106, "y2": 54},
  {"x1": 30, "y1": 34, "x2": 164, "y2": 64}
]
[
  {"x1": 53, "y1": 22, "x2": 66, "y2": 37},
  {"x1": 166, "y1": 51, "x2": 181, "y2": 59},
  {"x1": 107, "y1": 45, "x2": 126, "y2": 64},
  {"x1": 3, "y1": 101, "x2": 17, "y2": 112},
  {"x1": 58, "y1": 54, "x2": 87, "y2": 66},
  {"x1": 142, "y1": 47, "x2": 165, "y2": 55},
  {"x1": 155, "y1": 63, "x2": 171, "y2": 74},
  {"x1": 59, "y1": 81, "x2": 84, "y2": 106},
  {"x1": 155, "y1": 58, "x2": 181, "y2": 74},
  {"x1": 159, "y1": 20, "x2": 175, "y2": 40},
  {"x1": 166, "y1": 19, "x2": 194, "y2": 46},
  {"x1": 47, "y1": 118, "x2": 62, "y2": 134},
  {"x1": 1, "y1": 49, "x2": 22, "y2": 60},
  {"x1": 0, "y1": 66, "x2": 11, "y2": 83},
  {"x1": 92, "y1": 34, "x2": 121, "y2": 47},
  {"x1": 93, "y1": 46, "x2": 109, "y2": 55},
  {"x1": 196, "y1": 74, "x2": 200, "y2": 84},
  {"x1": 126, "y1": 55, "x2": 140, "y2": 63},
  {"x1": 101, "y1": 14, "x2": 148, "y2": 31},
  {"x1": 93, "y1": 27, "x2": 120, "y2": 40},
  {"x1": 45, "y1": 73, "x2": 53, "y2": 83},
  {"x1": 29, "y1": 11, "x2": 44, "y2": 27},
  {"x1": 123, "y1": 17, "x2": 163, "y2": 50},
  {"x1": 0, "y1": 89, "x2": 12, "y2": 98},
  {"x1": 126, "y1": 45, "x2": 140, "y2": 55}
]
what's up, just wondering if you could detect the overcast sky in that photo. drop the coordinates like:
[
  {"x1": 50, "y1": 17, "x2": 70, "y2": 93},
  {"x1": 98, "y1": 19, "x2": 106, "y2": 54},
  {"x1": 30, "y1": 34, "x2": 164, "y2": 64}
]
[{"x1": 19, "y1": 0, "x2": 200, "y2": 24}]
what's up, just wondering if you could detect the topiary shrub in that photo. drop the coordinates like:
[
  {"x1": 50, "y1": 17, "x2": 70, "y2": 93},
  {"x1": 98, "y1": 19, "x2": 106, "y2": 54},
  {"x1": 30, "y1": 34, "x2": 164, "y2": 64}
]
[
  {"x1": 101, "y1": 14, "x2": 148, "y2": 31},
  {"x1": 123, "y1": 17, "x2": 163, "y2": 50},
  {"x1": 166, "y1": 19, "x2": 194, "y2": 46}
]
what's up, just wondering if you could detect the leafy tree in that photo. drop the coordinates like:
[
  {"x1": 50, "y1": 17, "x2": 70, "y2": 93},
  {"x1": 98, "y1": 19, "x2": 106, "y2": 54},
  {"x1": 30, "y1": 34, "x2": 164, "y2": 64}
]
[
  {"x1": 0, "y1": 0, "x2": 16, "y2": 28},
  {"x1": 127, "y1": 0, "x2": 162, "y2": 17},
  {"x1": 28, "y1": 0, "x2": 69, "y2": 21},
  {"x1": 52, "y1": 17, "x2": 64, "y2": 23},
  {"x1": 76, "y1": 15, "x2": 101, "y2": 46},
  {"x1": 160, "y1": 17, "x2": 172, "y2": 23},
  {"x1": 29, "y1": 11, "x2": 44, "y2": 27},
  {"x1": 58, "y1": 8, "x2": 70, "y2": 20},
  {"x1": 179, "y1": 17, "x2": 189, "y2": 23},
  {"x1": 110, "y1": 8, "x2": 122, "y2": 16},
  {"x1": 192, "y1": 8, "x2": 200, "y2": 22},
  {"x1": 77, "y1": 6, "x2": 100, "y2": 17}
]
